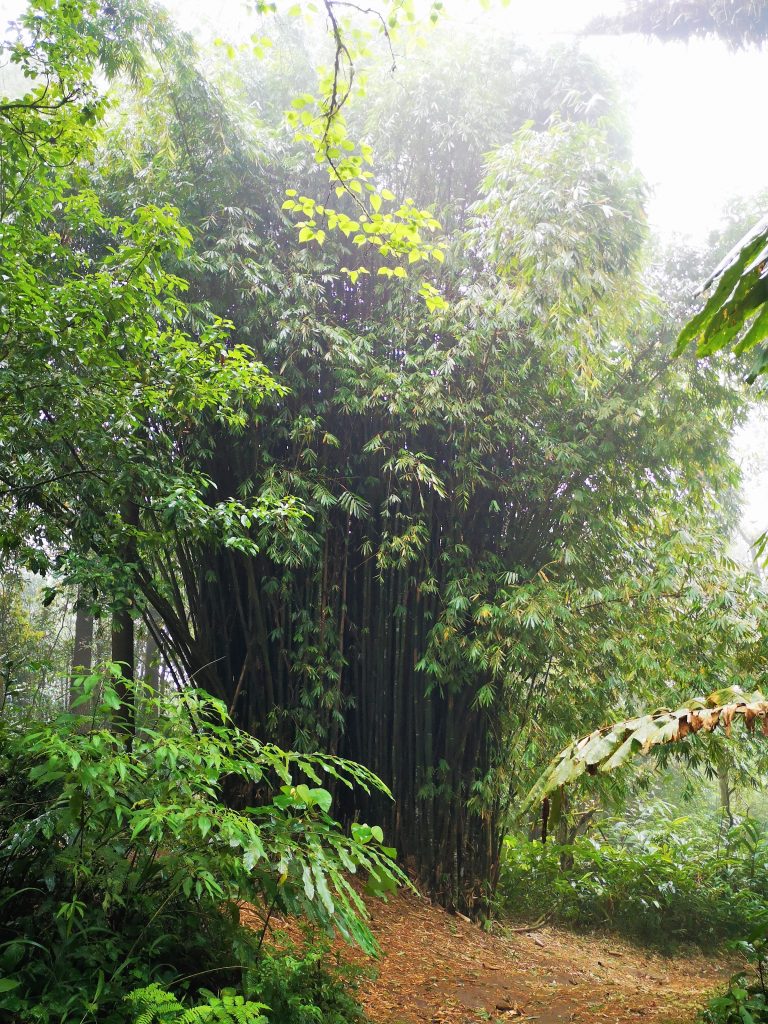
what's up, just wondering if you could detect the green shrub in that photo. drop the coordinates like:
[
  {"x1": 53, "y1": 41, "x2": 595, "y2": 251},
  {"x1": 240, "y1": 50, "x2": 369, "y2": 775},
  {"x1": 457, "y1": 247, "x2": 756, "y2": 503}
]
[
  {"x1": 498, "y1": 816, "x2": 768, "y2": 949},
  {"x1": 122, "y1": 944, "x2": 370, "y2": 1024},
  {"x1": 700, "y1": 927, "x2": 768, "y2": 1023},
  {"x1": 0, "y1": 669, "x2": 399, "y2": 1022},
  {"x1": 242, "y1": 941, "x2": 370, "y2": 1024}
]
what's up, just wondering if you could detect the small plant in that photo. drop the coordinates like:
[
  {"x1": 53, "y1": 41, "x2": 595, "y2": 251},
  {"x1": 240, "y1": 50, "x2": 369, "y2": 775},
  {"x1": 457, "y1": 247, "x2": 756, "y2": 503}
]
[
  {"x1": 700, "y1": 927, "x2": 768, "y2": 1023},
  {"x1": 126, "y1": 984, "x2": 269, "y2": 1024},
  {"x1": 243, "y1": 939, "x2": 371, "y2": 1024},
  {"x1": 702, "y1": 979, "x2": 768, "y2": 1024}
]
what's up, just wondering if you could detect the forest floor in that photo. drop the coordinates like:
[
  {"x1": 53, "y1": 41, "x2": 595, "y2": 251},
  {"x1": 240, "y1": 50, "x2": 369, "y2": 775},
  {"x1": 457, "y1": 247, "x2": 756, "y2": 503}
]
[{"x1": 245, "y1": 888, "x2": 734, "y2": 1024}]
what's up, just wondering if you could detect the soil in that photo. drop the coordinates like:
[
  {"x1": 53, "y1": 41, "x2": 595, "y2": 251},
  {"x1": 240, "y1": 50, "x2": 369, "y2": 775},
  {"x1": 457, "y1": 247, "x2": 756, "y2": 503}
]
[{"x1": 243, "y1": 888, "x2": 734, "y2": 1024}]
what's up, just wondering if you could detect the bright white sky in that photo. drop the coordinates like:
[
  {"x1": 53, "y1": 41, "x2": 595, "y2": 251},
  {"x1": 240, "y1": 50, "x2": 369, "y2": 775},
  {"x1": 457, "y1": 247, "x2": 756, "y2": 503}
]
[{"x1": 165, "y1": 0, "x2": 768, "y2": 246}]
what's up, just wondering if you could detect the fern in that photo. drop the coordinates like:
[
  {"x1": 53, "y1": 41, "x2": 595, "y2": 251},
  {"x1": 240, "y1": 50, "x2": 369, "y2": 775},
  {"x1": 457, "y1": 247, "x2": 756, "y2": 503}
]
[
  {"x1": 181, "y1": 992, "x2": 270, "y2": 1024},
  {"x1": 126, "y1": 984, "x2": 185, "y2": 1024},
  {"x1": 126, "y1": 986, "x2": 269, "y2": 1024}
]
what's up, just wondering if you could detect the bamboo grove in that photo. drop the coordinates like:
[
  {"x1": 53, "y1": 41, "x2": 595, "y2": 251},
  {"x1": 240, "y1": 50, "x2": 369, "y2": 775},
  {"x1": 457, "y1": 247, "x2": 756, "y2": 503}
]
[{"x1": 4, "y1": 3, "x2": 768, "y2": 916}]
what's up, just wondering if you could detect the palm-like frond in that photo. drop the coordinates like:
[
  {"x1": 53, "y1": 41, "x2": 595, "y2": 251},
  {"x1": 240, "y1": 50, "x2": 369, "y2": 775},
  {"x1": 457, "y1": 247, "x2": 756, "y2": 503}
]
[{"x1": 525, "y1": 685, "x2": 768, "y2": 811}]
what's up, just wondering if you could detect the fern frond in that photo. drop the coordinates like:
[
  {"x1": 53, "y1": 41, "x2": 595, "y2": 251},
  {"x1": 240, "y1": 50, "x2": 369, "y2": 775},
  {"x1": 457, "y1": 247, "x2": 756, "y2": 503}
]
[{"x1": 125, "y1": 983, "x2": 184, "y2": 1024}]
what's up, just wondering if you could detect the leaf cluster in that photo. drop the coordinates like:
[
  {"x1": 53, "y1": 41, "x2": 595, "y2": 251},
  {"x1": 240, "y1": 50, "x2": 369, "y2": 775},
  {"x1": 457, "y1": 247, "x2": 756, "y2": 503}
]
[
  {"x1": 675, "y1": 218, "x2": 768, "y2": 382},
  {"x1": 526, "y1": 686, "x2": 768, "y2": 813}
]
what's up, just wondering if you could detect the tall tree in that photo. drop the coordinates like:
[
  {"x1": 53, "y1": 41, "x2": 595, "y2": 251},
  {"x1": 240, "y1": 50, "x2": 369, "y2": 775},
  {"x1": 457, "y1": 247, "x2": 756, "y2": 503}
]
[
  {"x1": 88, "y1": 33, "x2": 756, "y2": 910},
  {"x1": 0, "y1": 0, "x2": 292, "y2": 712},
  {"x1": 5, "y1": 1, "x2": 761, "y2": 913}
]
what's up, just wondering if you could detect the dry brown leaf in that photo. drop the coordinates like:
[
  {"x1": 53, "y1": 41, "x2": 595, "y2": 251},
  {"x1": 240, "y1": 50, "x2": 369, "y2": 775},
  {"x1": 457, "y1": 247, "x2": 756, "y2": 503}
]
[
  {"x1": 720, "y1": 705, "x2": 736, "y2": 736},
  {"x1": 675, "y1": 716, "x2": 690, "y2": 740}
]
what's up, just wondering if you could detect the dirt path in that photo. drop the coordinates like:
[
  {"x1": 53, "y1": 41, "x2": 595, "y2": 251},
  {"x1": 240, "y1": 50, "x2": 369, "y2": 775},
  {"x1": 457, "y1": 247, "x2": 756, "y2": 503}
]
[
  {"x1": 348, "y1": 890, "x2": 731, "y2": 1024},
  {"x1": 245, "y1": 888, "x2": 732, "y2": 1024}
]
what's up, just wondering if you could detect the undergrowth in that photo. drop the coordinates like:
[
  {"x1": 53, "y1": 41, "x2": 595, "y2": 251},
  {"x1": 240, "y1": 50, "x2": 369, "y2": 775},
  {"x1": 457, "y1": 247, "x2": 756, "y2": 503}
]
[
  {"x1": 700, "y1": 928, "x2": 768, "y2": 1024},
  {"x1": 0, "y1": 670, "x2": 394, "y2": 1022},
  {"x1": 499, "y1": 815, "x2": 768, "y2": 949},
  {"x1": 120, "y1": 939, "x2": 371, "y2": 1024}
]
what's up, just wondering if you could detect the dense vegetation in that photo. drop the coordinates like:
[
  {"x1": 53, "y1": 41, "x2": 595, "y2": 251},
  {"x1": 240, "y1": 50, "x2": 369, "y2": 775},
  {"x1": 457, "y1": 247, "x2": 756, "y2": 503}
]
[
  {"x1": 2, "y1": 0, "x2": 768, "y2": 1021},
  {"x1": 501, "y1": 812, "x2": 768, "y2": 950},
  {"x1": 0, "y1": 676, "x2": 394, "y2": 1019}
]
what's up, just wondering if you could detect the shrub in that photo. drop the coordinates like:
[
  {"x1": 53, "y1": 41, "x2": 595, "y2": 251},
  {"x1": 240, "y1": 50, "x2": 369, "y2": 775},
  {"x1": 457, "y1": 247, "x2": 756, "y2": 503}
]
[
  {"x1": 242, "y1": 940, "x2": 371, "y2": 1024},
  {"x1": 119, "y1": 939, "x2": 370, "y2": 1024},
  {"x1": 0, "y1": 669, "x2": 400, "y2": 1022},
  {"x1": 498, "y1": 816, "x2": 768, "y2": 949},
  {"x1": 700, "y1": 926, "x2": 768, "y2": 1024}
]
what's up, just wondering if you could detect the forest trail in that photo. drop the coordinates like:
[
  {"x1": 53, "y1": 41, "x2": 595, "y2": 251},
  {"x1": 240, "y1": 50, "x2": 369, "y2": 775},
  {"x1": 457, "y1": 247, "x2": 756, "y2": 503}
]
[{"x1": 249, "y1": 889, "x2": 733, "y2": 1024}]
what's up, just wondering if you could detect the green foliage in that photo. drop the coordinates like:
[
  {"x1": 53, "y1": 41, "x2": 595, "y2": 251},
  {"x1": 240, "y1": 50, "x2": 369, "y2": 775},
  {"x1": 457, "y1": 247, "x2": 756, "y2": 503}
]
[
  {"x1": 675, "y1": 218, "x2": 768, "y2": 383},
  {"x1": 273, "y1": 0, "x2": 448, "y2": 295},
  {"x1": 701, "y1": 927, "x2": 768, "y2": 1024},
  {"x1": 122, "y1": 940, "x2": 369, "y2": 1024},
  {"x1": 5, "y1": 0, "x2": 768, "y2": 929},
  {"x1": 0, "y1": 0, "x2": 296, "y2": 615},
  {"x1": 499, "y1": 816, "x2": 768, "y2": 950},
  {"x1": 354, "y1": 33, "x2": 628, "y2": 229},
  {"x1": 241, "y1": 941, "x2": 370, "y2": 1024},
  {"x1": 0, "y1": 671, "x2": 402, "y2": 1021},
  {"x1": 703, "y1": 984, "x2": 768, "y2": 1024},
  {"x1": 474, "y1": 120, "x2": 646, "y2": 335},
  {"x1": 0, "y1": 561, "x2": 74, "y2": 707},
  {"x1": 87, "y1": 14, "x2": 768, "y2": 910}
]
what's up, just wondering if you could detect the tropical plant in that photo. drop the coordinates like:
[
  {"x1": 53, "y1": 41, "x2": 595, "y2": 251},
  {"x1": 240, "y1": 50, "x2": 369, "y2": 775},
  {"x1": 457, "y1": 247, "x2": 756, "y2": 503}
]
[
  {"x1": 674, "y1": 219, "x2": 768, "y2": 383},
  {"x1": 5, "y1": 0, "x2": 766, "y2": 924},
  {"x1": 0, "y1": 671, "x2": 401, "y2": 1022},
  {"x1": 74, "y1": 15, "x2": 768, "y2": 915},
  {"x1": 700, "y1": 922, "x2": 768, "y2": 1023},
  {"x1": 0, "y1": 0, "x2": 299, "y2": 708},
  {"x1": 525, "y1": 685, "x2": 768, "y2": 813},
  {"x1": 500, "y1": 814, "x2": 768, "y2": 949},
  {"x1": 125, "y1": 985, "x2": 268, "y2": 1024},
  {"x1": 240, "y1": 940, "x2": 371, "y2": 1024}
]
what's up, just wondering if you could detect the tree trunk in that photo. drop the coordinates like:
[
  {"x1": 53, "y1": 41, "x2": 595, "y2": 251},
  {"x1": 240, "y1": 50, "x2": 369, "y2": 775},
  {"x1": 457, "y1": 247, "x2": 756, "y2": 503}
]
[
  {"x1": 718, "y1": 762, "x2": 733, "y2": 827},
  {"x1": 112, "y1": 500, "x2": 138, "y2": 737},
  {"x1": 112, "y1": 603, "x2": 135, "y2": 734},
  {"x1": 141, "y1": 616, "x2": 162, "y2": 692},
  {"x1": 70, "y1": 595, "x2": 94, "y2": 711}
]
